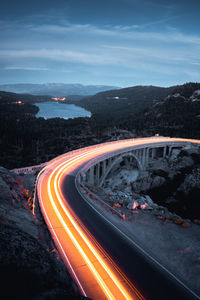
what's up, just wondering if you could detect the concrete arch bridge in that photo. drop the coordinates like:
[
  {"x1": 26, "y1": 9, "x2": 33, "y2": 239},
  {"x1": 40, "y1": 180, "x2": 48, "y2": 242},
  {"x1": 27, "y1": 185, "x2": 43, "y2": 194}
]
[{"x1": 81, "y1": 140, "x2": 198, "y2": 187}]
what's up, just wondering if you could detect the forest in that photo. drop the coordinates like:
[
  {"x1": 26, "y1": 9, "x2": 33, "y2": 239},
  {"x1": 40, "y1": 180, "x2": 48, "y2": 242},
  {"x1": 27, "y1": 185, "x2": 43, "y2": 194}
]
[{"x1": 0, "y1": 82, "x2": 200, "y2": 169}]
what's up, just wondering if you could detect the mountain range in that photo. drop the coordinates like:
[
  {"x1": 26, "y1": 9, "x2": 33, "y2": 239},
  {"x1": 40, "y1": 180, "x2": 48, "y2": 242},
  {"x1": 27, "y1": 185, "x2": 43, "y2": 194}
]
[{"x1": 0, "y1": 83, "x2": 119, "y2": 96}]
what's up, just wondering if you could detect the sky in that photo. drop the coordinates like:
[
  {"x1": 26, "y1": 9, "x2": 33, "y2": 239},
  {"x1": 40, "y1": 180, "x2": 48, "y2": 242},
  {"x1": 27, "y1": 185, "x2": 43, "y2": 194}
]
[{"x1": 0, "y1": 0, "x2": 200, "y2": 87}]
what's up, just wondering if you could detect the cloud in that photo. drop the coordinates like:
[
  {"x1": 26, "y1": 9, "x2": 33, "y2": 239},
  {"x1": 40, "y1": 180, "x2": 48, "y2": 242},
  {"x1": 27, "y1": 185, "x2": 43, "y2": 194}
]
[
  {"x1": 4, "y1": 66, "x2": 49, "y2": 71},
  {"x1": 191, "y1": 62, "x2": 200, "y2": 66},
  {"x1": 102, "y1": 44, "x2": 199, "y2": 66},
  {"x1": 0, "y1": 48, "x2": 190, "y2": 77},
  {"x1": 28, "y1": 22, "x2": 200, "y2": 45},
  {"x1": 0, "y1": 17, "x2": 199, "y2": 85},
  {"x1": 1, "y1": 18, "x2": 200, "y2": 47},
  {"x1": 0, "y1": 49, "x2": 126, "y2": 66}
]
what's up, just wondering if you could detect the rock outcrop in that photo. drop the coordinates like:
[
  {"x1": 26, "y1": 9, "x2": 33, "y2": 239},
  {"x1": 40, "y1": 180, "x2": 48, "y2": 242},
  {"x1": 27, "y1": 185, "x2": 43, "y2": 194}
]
[
  {"x1": 0, "y1": 166, "x2": 85, "y2": 299},
  {"x1": 0, "y1": 223, "x2": 82, "y2": 299},
  {"x1": 100, "y1": 147, "x2": 200, "y2": 220},
  {"x1": 178, "y1": 168, "x2": 200, "y2": 194}
]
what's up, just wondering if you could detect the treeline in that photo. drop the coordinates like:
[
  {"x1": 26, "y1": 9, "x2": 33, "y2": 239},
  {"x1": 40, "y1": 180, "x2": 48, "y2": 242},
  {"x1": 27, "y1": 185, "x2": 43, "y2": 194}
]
[
  {"x1": 0, "y1": 82, "x2": 199, "y2": 169},
  {"x1": 0, "y1": 90, "x2": 52, "y2": 104},
  {"x1": 73, "y1": 82, "x2": 200, "y2": 138},
  {"x1": 74, "y1": 85, "x2": 173, "y2": 124},
  {"x1": 0, "y1": 99, "x2": 91, "y2": 168}
]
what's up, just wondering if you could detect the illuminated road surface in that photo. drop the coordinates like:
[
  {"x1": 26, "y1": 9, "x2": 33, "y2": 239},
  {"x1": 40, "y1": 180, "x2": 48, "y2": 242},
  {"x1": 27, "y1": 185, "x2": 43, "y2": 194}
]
[{"x1": 37, "y1": 137, "x2": 200, "y2": 300}]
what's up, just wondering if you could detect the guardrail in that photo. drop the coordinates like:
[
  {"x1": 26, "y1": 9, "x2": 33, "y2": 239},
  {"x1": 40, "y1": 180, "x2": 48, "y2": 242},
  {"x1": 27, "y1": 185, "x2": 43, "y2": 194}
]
[
  {"x1": 76, "y1": 175, "x2": 125, "y2": 220},
  {"x1": 11, "y1": 162, "x2": 47, "y2": 174}
]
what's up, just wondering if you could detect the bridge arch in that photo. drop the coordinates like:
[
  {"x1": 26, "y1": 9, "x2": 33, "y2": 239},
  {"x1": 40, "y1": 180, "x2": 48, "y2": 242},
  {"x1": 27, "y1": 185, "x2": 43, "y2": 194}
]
[{"x1": 99, "y1": 152, "x2": 143, "y2": 187}]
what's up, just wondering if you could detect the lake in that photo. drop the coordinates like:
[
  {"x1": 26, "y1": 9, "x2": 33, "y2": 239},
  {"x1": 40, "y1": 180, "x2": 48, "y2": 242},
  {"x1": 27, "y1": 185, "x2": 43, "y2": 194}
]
[{"x1": 35, "y1": 102, "x2": 91, "y2": 120}]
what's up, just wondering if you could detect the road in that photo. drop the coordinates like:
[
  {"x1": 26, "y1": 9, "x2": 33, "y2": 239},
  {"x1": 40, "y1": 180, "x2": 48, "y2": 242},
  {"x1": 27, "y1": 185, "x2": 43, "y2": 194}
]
[{"x1": 37, "y1": 137, "x2": 200, "y2": 300}]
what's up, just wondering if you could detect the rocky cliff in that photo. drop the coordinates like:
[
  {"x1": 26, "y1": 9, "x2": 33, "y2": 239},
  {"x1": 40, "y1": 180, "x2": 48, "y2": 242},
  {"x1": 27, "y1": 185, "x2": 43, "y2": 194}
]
[{"x1": 0, "y1": 167, "x2": 86, "y2": 299}]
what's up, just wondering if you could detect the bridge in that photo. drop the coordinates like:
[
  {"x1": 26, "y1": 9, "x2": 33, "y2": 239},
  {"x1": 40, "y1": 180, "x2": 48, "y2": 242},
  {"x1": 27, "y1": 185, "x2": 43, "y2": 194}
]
[
  {"x1": 12, "y1": 137, "x2": 198, "y2": 178},
  {"x1": 79, "y1": 138, "x2": 197, "y2": 188}
]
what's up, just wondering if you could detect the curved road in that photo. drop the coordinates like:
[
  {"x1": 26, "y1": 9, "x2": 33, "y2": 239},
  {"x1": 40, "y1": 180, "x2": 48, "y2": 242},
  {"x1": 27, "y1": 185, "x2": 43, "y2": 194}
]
[{"x1": 37, "y1": 137, "x2": 200, "y2": 300}]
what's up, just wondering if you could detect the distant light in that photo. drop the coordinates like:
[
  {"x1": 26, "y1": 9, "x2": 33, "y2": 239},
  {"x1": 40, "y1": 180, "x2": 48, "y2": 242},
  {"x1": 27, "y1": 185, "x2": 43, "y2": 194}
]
[{"x1": 52, "y1": 97, "x2": 66, "y2": 101}]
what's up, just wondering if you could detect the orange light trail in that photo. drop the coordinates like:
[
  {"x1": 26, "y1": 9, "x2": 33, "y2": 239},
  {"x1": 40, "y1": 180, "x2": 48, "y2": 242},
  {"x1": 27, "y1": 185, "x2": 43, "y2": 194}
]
[
  {"x1": 54, "y1": 156, "x2": 134, "y2": 299},
  {"x1": 37, "y1": 137, "x2": 200, "y2": 299}
]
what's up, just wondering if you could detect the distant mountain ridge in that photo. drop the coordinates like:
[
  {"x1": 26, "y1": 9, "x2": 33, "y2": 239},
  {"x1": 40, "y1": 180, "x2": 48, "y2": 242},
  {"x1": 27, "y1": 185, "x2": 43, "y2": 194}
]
[
  {"x1": 76, "y1": 84, "x2": 175, "y2": 121},
  {"x1": 70, "y1": 82, "x2": 200, "y2": 138},
  {"x1": 0, "y1": 83, "x2": 120, "y2": 96}
]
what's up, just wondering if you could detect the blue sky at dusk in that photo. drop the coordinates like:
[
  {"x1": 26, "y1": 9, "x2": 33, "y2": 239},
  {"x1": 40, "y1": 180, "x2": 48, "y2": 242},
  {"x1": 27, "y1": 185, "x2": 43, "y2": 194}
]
[{"x1": 0, "y1": 0, "x2": 200, "y2": 87}]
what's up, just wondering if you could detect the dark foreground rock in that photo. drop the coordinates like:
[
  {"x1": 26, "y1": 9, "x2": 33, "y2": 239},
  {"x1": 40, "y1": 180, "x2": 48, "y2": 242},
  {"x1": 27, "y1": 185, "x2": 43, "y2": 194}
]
[
  {"x1": 0, "y1": 224, "x2": 84, "y2": 300},
  {"x1": 0, "y1": 166, "x2": 87, "y2": 299}
]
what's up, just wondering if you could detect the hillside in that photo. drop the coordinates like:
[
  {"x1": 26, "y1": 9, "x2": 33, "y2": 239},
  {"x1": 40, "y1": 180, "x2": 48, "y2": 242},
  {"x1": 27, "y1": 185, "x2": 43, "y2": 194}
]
[
  {"x1": 130, "y1": 82, "x2": 200, "y2": 138},
  {"x1": 0, "y1": 167, "x2": 85, "y2": 299},
  {"x1": 0, "y1": 82, "x2": 199, "y2": 169},
  {"x1": 0, "y1": 83, "x2": 120, "y2": 97},
  {"x1": 75, "y1": 85, "x2": 175, "y2": 123},
  {"x1": 0, "y1": 90, "x2": 52, "y2": 104},
  {"x1": 70, "y1": 82, "x2": 200, "y2": 138}
]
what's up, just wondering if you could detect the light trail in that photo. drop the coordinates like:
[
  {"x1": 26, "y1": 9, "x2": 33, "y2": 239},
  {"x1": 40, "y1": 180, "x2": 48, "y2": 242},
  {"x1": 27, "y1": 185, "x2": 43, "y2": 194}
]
[
  {"x1": 37, "y1": 137, "x2": 200, "y2": 300},
  {"x1": 38, "y1": 166, "x2": 87, "y2": 296},
  {"x1": 48, "y1": 149, "x2": 137, "y2": 299},
  {"x1": 49, "y1": 160, "x2": 115, "y2": 300},
  {"x1": 53, "y1": 154, "x2": 135, "y2": 299}
]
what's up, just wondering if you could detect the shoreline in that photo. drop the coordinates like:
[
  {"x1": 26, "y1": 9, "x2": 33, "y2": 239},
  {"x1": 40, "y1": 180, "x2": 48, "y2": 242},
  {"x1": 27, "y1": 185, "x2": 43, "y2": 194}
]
[{"x1": 34, "y1": 101, "x2": 91, "y2": 120}]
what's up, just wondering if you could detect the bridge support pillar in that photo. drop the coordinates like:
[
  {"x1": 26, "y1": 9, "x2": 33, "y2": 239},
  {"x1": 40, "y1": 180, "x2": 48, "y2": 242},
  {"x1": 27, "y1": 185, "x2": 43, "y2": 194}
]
[
  {"x1": 88, "y1": 166, "x2": 94, "y2": 185},
  {"x1": 146, "y1": 148, "x2": 149, "y2": 166},
  {"x1": 108, "y1": 157, "x2": 112, "y2": 168},
  {"x1": 163, "y1": 146, "x2": 167, "y2": 157},
  {"x1": 168, "y1": 146, "x2": 172, "y2": 157},
  {"x1": 102, "y1": 160, "x2": 106, "y2": 175},
  {"x1": 138, "y1": 149, "x2": 142, "y2": 162},
  {"x1": 142, "y1": 148, "x2": 146, "y2": 167},
  {"x1": 96, "y1": 163, "x2": 100, "y2": 185},
  {"x1": 135, "y1": 150, "x2": 138, "y2": 160},
  {"x1": 151, "y1": 148, "x2": 156, "y2": 159}
]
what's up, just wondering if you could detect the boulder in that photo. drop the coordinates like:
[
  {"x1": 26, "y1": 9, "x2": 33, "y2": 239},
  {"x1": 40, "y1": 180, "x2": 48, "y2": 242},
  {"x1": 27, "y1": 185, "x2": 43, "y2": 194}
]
[
  {"x1": 151, "y1": 176, "x2": 166, "y2": 188},
  {"x1": 0, "y1": 167, "x2": 25, "y2": 207},
  {"x1": 181, "y1": 222, "x2": 190, "y2": 228},
  {"x1": 127, "y1": 200, "x2": 139, "y2": 210},
  {"x1": 178, "y1": 168, "x2": 200, "y2": 195},
  {"x1": 127, "y1": 196, "x2": 154, "y2": 211},
  {"x1": 193, "y1": 219, "x2": 200, "y2": 225},
  {"x1": 174, "y1": 218, "x2": 183, "y2": 225},
  {"x1": 144, "y1": 195, "x2": 154, "y2": 205}
]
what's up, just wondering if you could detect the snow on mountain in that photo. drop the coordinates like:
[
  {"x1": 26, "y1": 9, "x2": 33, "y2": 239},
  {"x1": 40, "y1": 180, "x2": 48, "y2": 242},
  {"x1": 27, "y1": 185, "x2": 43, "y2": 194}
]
[{"x1": 0, "y1": 83, "x2": 120, "y2": 96}]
